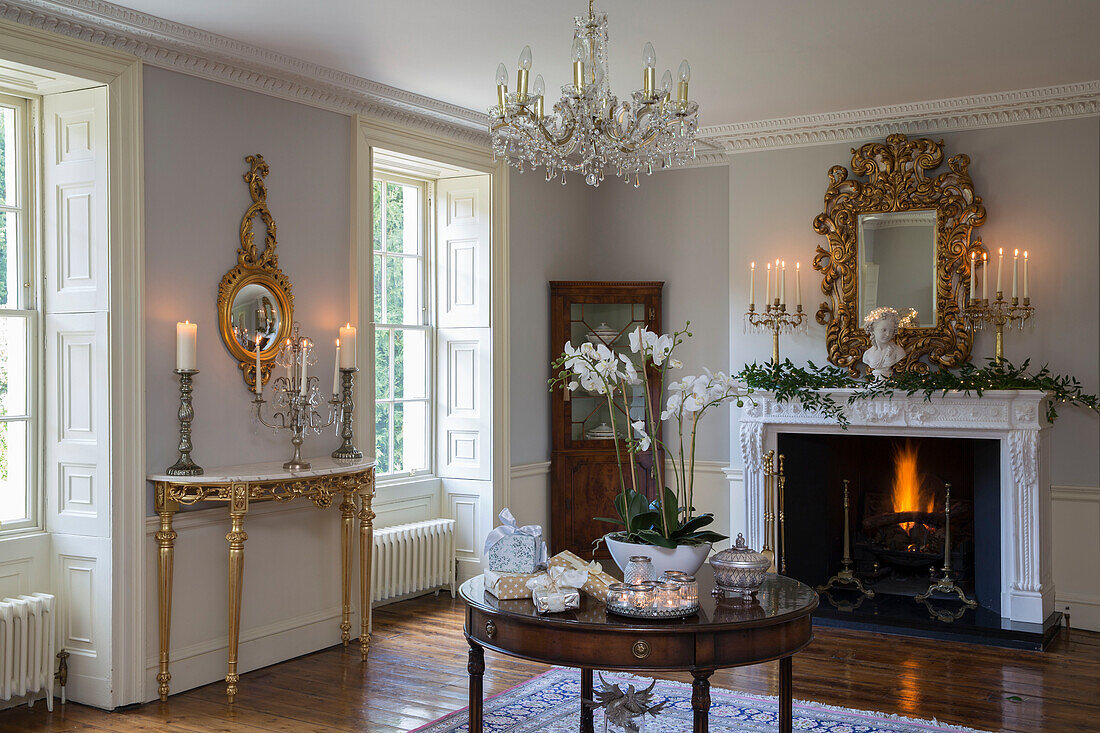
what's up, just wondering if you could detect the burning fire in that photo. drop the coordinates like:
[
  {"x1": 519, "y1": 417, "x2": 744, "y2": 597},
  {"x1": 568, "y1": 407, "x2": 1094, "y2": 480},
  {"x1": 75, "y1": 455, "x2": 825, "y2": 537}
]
[{"x1": 891, "y1": 441, "x2": 934, "y2": 534}]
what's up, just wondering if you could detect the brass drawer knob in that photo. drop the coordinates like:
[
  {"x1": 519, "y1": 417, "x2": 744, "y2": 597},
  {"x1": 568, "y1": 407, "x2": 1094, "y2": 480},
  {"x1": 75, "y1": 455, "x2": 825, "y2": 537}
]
[
  {"x1": 631, "y1": 640, "x2": 650, "y2": 659},
  {"x1": 485, "y1": 620, "x2": 497, "y2": 639}
]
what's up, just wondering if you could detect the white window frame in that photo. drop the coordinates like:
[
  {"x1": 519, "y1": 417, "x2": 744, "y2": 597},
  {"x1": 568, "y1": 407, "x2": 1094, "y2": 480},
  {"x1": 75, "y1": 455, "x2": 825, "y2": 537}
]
[
  {"x1": 373, "y1": 171, "x2": 434, "y2": 480},
  {"x1": 0, "y1": 90, "x2": 40, "y2": 535}
]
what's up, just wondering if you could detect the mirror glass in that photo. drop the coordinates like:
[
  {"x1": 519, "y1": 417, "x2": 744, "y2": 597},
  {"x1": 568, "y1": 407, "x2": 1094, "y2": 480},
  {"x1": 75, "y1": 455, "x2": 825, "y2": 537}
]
[
  {"x1": 857, "y1": 210, "x2": 937, "y2": 327},
  {"x1": 230, "y1": 282, "x2": 282, "y2": 354}
]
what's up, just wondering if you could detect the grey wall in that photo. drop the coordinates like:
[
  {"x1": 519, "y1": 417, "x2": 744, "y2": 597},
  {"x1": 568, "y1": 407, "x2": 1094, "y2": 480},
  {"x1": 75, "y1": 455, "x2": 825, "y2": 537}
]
[
  {"x1": 728, "y1": 116, "x2": 1100, "y2": 486},
  {"x1": 863, "y1": 224, "x2": 937, "y2": 325},
  {"x1": 144, "y1": 67, "x2": 351, "y2": 508}
]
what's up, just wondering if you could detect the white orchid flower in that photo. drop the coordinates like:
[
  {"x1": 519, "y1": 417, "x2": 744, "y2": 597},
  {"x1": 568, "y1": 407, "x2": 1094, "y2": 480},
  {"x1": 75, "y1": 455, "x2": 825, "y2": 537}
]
[
  {"x1": 631, "y1": 420, "x2": 651, "y2": 452},
  {"x1": 628, "y1": 326, "x2": 644, "y2": 354},
  {"x1": 567, "y1": 381, "x2": 579, "y2": 392},
  {"x1": 662, "y1": 390, "x2": 684, "y2": 421},
  {"x1": 669, "y1": 358, "x2": 683, "y2": 369},
  {"x1": 650, "y1": 334, "x2": 673, "y2": 366},
  {"x1": 619, "y1": 353, "x2": 641, "y2": 385}
]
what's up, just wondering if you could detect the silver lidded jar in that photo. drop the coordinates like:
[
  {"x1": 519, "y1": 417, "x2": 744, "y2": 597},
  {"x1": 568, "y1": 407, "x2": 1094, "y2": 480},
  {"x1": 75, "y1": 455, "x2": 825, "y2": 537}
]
[{"x1": 709, "y1": 533, "x2": 771, "y2": 598}]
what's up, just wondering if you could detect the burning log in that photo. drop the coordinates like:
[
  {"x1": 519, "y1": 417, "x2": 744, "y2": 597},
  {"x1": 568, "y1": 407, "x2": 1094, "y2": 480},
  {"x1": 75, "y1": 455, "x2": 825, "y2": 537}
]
[{"x1": 862, "y1": 511, "x2": 943, "y2": 533}]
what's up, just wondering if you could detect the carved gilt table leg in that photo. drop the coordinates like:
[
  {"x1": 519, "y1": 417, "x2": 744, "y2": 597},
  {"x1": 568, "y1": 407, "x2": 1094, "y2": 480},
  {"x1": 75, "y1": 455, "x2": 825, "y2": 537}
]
[
  {"x1": 357, "y1": 473, "x2": 376, "y2": 660},
  {"x1": 155, "y1": 484, "x2": 179, "y2": 702},
  {"x1": 339, "y1": 490, "x2": 355, "y2": 647},
  {"x1": 226, "y1": 483, "x2": 249, "y2": 702}
]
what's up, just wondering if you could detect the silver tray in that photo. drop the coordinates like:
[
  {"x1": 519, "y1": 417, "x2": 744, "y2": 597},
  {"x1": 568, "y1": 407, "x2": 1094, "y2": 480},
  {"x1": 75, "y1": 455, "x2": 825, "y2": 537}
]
[{"x1": 605, "y1": 600, "x2": 700, "y2": 619}]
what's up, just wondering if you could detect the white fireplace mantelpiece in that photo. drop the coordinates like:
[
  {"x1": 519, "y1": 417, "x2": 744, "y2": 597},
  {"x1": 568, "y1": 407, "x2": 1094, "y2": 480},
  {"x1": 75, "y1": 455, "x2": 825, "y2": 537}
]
[{"x1": 734, "y1": 389, "x2": 1053, "y2": 625}]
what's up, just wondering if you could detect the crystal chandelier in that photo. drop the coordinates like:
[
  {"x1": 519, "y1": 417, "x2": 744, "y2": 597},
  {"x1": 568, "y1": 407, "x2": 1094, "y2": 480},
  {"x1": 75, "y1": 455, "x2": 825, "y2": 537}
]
[{"x1": 489, "y1": 0, "x2": 699, "y2": 188}]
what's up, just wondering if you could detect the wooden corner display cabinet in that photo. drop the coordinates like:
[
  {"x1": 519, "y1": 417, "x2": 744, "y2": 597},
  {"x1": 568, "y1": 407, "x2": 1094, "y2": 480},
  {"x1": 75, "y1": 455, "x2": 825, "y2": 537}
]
[{"x1": 550, "y1": 281, "x2": 664, "y2": 559}]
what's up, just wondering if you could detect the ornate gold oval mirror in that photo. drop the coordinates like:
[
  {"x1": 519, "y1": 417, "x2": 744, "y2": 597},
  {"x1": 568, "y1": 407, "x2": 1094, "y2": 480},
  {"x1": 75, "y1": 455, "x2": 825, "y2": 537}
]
[
  {"x1": 812, "y1": 134, "x2": 987, "y2": 374},
  {"x1": 218, "y1": 154, "x2": 294, "y2": 390}
]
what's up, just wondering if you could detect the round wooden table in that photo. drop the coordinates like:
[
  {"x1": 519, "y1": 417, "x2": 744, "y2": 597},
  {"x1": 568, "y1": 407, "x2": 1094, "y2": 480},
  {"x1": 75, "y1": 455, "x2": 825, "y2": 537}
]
[{"x1": 460, "y1": 567, "x2": 818, "y2": 733}]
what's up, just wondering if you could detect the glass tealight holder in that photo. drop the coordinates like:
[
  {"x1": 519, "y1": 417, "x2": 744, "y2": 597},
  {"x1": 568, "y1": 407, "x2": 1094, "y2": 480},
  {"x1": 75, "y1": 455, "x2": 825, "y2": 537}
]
[
  {"x1": 606, "y1": 582, "x2": 629, "y2": 607},
  {"x1": 656, "y1": 581, "x2": 681, "y2": 610},
  {"x1": 625, "y1": 583, "x2": 654, "y2": 610},
  {"x1": 624, "y1": 556, "x2": 656, "y2": 585},
  {"x1": 677, "y1": 574, "x2": 698, "y2": 606}
]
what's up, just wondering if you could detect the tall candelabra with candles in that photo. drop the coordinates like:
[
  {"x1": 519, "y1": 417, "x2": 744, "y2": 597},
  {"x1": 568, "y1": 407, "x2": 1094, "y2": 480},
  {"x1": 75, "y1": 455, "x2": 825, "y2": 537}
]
[
  {"x1": 252, "y1": 323, "x2": 342, "y2": 470},
  {"x1": 745, "y1": 259, "x2": 807, "y2": 365},
  {"x1": 962, "y1": 242, "x2": 1035, "y2": 363}
]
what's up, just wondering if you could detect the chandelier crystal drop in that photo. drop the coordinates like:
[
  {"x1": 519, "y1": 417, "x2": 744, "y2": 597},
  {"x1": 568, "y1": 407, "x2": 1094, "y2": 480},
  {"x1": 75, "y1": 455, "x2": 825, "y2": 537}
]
[{"x1": 488, "y1": 0, "x2": 699, "y2": 188}]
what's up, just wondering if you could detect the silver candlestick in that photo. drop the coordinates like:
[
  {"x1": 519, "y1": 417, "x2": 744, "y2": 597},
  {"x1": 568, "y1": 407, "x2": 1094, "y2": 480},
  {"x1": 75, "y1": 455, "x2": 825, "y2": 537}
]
[
  {"x1": 166, "y1": 369, "x2": 203, "y2": 476},
  {"x1": 252, "y1": 325, "x2": 340, "y2": 470},
  {"x1": 331, "y1": 367, "x2": 363, "y2": 460}
]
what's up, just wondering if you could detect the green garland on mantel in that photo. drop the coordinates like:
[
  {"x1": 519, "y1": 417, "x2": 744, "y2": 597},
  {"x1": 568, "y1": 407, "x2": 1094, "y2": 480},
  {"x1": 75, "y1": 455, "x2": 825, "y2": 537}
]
[{"x1": 735, "y1": 358, "x2": 1100, "y2": 427}]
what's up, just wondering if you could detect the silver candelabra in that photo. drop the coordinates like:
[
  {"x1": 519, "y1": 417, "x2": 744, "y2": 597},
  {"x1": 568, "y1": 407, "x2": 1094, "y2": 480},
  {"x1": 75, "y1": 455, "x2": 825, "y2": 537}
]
[{"x1": 252, "y1": 325, "x2": 340, "y2": 470}]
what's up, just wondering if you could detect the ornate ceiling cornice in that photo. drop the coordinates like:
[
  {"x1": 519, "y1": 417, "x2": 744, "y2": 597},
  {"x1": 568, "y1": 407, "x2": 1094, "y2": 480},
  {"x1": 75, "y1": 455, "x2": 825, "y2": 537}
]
[
  {"x1": 702, "y1": 81, "x2": 1100, "y2": 154},
  {"x1": 2, "y1": 1, "x2": 1097, "y2": 161},
  {"x1": 0, "y1": 0, "x2": 491, "y2": 147}
]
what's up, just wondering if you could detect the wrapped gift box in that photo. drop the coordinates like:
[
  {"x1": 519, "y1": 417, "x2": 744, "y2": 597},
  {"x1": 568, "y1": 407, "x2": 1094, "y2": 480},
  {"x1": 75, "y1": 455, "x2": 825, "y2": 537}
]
[
  {"x1": 484, "y1": 570, "x2": 545, "y2": 600},
  {"x1": 532, "y1": 587, "x2": 581, "y2": 614},
  {"x1": 484, "y1": 509, "x2": 548, "y2": 574},
  {"x1": 527, "y1": 566, "x2": 588, "y2": 614},
  {"x1": 549, "y1": 550, "x2": 618, "y2": 603}
]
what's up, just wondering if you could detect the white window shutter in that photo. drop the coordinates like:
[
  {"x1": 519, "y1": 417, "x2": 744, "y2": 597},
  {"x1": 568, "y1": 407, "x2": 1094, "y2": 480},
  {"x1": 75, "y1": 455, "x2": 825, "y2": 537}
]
[{"x1": 436, "y1": 176, "x2": 490, "y2": 329}]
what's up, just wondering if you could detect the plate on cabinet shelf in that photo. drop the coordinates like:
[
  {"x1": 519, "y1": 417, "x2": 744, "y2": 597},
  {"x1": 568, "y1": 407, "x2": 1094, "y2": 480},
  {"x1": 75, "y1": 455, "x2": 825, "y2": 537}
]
[
  {"x1": 584, "y1": 422, "x2": 618, "y2": 440},
  {"x1": 585, "y1": 322, "x2": 621, "y2": 345}
]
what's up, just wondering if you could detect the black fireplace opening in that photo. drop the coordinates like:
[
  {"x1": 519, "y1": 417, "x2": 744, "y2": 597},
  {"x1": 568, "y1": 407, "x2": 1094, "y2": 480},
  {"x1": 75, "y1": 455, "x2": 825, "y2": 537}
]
[{"x1": 776, "y1": 433, "x2": 1056, "y2": 649}]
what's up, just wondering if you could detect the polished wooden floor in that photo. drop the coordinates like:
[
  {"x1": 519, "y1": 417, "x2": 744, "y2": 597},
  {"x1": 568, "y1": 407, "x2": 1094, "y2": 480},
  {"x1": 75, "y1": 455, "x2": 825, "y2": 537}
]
[{"x1": 3, "y1": 593, "x2": 1098, "y2": 732}]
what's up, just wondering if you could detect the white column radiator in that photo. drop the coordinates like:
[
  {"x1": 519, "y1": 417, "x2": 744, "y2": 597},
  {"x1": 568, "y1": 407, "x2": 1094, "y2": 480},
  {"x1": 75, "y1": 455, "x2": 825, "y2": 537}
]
[
  {"x1": 372, "y1": 519, "x2": 456, "y2": 604},
  {"x1": 0, "y1": 593, "x2": 56, "y2": 711}
]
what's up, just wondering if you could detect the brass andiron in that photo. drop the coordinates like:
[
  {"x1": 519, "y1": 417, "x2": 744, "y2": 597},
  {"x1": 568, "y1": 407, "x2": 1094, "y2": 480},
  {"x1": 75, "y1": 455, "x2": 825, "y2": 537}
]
[
  {"x1": 331, "y1": 367, "x2": 363, "y2": 460},
  {"x1": 746, "y1": 300, "x2": 806, "y2": 366},
  {"x1": 915, "y1": 482, "x2": 978, "y2": 608},
  {"x1": 762, "y1": 450, "x2": 787, "y2": 574},
  {"x1": 818, "y1": 480, "x2": 874, "y2": 597},
  {"x1": 165, "y1": 369, "x2": 203, "y2": 476},
  {"x1": 963, "y1": 291, "x2": 1034, "y2": 363}
]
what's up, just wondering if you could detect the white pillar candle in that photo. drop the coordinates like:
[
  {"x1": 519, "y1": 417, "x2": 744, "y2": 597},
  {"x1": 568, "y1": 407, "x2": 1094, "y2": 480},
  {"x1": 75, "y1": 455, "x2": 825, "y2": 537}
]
[
  {"x1": 176, "y1": 321, "x2": 197, "y2": 370},
  {"x1": 774, "y1": 259, "x2": 780, "y2": 303},
  {"x1": 982, "y1": 253, "x2": 988, "y2": 301},
  {"x1": 339, "y1": 324, "x2": 357, "y2": 368},
  {"x1": 299, "y1": 340, "x2": 309, "y2": 396},
  {"x1": 332, "y1": 340, "x2": 341, "y2": 396},
  {"x1": 1011, "y1": 249, "x2": 1019, "y2": 299},
  {"x1": 969, "y1": 252, "x2": 976, "y2": 301},
  {"x1": 765, "y1": 262, "x2": 771, "y2": 304},
  {"x1": 780, "y1": 260, "x2": 786, "y2": 306},
  {"x1": 1023, "y1": 251, "x2": 1029, "y2": 299},
  {"x1": 749, "y1": 262, "x2": 756, "y2": 308},
  {"x1": 254, "y1": 334, "x2": 262, "y2": 394},
  {"x1": 795, "y1": 262, "x2": 802, "y2": 308},
  {"x1": 996, "y1": 248, "x2": 1004, "y2": 295}
]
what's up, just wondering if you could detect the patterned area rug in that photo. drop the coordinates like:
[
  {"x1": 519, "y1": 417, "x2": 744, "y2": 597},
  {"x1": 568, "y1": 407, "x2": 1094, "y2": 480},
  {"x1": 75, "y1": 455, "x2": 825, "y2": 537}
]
[{"x1": 413, "y1": 667, "x2": 990, "y2": 733}]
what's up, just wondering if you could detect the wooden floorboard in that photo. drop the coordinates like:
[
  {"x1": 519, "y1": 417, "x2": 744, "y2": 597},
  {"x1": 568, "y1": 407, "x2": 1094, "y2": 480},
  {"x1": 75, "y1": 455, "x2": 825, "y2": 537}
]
[{"x1": 3, "y1": 592, "x2": 1097, "y2": 732}]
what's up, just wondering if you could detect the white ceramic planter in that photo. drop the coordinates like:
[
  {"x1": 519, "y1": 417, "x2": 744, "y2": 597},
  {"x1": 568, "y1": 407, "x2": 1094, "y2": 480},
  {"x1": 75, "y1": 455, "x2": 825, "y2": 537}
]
[{"x1": 605, "y1": 535, "x2": 712, "y2": 577}]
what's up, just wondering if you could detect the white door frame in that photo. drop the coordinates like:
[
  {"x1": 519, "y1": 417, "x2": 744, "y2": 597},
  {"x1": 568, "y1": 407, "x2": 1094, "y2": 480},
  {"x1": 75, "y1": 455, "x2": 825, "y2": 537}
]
[
  {"x1": 352, "y1": 116, "x2": 511, "y2": 514},
  {"x1": 0, "y1": 18, "x2": 145, "y2": 708}
]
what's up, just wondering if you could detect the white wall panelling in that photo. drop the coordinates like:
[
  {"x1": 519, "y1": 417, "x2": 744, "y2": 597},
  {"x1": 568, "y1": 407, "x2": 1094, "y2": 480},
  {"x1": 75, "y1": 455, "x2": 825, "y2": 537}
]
[{"x1": 1051, "y1": 485, "x2": 1100, "y2": 631}]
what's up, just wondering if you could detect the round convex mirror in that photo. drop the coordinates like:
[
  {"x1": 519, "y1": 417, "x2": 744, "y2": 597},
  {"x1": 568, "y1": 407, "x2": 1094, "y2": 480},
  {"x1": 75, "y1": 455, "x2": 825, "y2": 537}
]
[{"x1": 230, "y1": 283, "x2": 282, "y2": 354}]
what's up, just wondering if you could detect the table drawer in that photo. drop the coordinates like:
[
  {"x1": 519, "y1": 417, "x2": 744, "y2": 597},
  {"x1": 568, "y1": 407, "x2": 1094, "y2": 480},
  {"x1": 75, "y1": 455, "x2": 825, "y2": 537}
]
[{"x1": 468, "y1": 609, "x2": 695, "y2": 668}]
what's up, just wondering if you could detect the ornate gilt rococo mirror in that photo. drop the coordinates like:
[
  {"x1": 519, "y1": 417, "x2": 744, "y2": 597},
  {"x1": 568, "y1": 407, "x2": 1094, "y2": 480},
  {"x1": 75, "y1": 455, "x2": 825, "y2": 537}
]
[
  {"x1": 812, "y1": 134, "x2": 987, "y2": 374},
  {"x1": 218, "y1": 154, "x2": 294, "y2": 390}
]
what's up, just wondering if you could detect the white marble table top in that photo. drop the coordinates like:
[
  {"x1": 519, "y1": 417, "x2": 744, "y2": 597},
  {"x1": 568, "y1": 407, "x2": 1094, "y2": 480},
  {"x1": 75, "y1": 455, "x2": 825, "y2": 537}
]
[{"x1": 148, "y1": 456, "x2": 376, "y2": 484}]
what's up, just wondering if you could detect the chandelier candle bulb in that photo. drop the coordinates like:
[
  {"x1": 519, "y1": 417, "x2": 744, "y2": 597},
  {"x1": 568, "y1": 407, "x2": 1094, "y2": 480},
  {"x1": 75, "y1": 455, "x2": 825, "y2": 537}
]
[
  {"x1": 495, "y1": 62, "x2": 508, "y2": 109},
  {"x1": 516, "y1": 45, "x2": 531, "y2": 103},
  {"x1": 1012, "y1": 249, "x2": 1019, "y2": 299},
  {"x1": 532, "y1": 74, "x2": 545, "y2": 117},
  {"x1": 997, "y1": 247, "x2": 1004, "y2": 296},
  {"x1": 642, "y1": 41, "x2": 656, "y2": 96},
  {"x1": 254, "y1": 334, "x2": 262, "y2": 394},
  {"x1": 176, "y1": 321, "x2": 197, "y2": 371},
  {"x1": 677, "y1": 59, "x2": 690, "y2": 103},
  {"x1": 339, "y1": 324, "x2": 356, "y2": 367},
  {"x1": 1023, "y1": 251, "x2": 1029, "y2": 299},
  {"x1": 332, "y1": 340, "x2": 341, "y2": 396},
  {"x1": 571, "y1": 37, "x2": 586, "y2": 91}
]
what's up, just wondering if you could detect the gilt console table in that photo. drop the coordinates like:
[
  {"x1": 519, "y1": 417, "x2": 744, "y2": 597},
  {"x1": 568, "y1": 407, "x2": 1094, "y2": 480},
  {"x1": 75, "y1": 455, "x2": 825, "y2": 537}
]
[{"x1": 149, "y1": 457, "x2": 376, "y2": 702}]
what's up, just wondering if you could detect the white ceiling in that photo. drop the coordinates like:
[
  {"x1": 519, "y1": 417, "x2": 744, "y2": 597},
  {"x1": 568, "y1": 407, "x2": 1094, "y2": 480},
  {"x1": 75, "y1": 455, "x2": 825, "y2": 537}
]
[{"x1": 114, "y1": 0, "x2": 1100, "y2": 126}]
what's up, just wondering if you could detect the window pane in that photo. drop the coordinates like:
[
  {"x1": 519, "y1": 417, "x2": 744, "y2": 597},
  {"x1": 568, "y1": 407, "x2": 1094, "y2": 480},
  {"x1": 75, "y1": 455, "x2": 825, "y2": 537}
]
[
  {"x1": 0, "y1": 105, "x2": 15, "y2": 208},
  {"x1": 374, "y1": 403, "x2": 391, "y2": 474},
  {"x1": 393, "y1": 329, "x2": 427, "y2": 400},
  {"x1": 0, "y1": 211, "x2": 16, "y2": 309},
  {"x1": 395, "y1": 401, "x2": 429, "y2": 473},
  {"x1": 0, "y1": 419, "x2": 28, "y2": 524},
  {"x1": 373, "y1": 253, "x2": 384, "y2": 322},
  {"x1": 385, "y1": 182, "x2": 420, "y2": 255},
  {"x1": 0, "y1": 316, "x2": 28, "y2": 416},
  {"x1": 374, "y1": 328, "x2": 391, "y2": 401},
  {"x1": 383, "y1": 255, "x2": 422, "y2": 325},
  {"x1": 372, "y1": 180, "x2": 383, "y2": 252}
]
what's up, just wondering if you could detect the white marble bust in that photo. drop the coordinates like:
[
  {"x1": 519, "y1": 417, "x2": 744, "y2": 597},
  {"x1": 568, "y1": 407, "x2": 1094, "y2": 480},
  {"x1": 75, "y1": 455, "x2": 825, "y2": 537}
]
[{"x1": 862, "y1": 307, "x2": 911, "y2": 379}]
